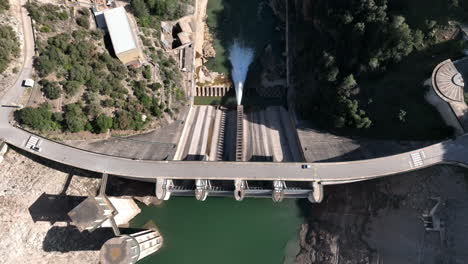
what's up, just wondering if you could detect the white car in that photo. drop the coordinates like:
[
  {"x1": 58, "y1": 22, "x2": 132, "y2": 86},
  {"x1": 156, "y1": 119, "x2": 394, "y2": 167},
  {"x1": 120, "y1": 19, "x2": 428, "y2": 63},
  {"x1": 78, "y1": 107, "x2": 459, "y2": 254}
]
[{"x1": 23, "y1": 79, "x2": 35, "y2": 87}]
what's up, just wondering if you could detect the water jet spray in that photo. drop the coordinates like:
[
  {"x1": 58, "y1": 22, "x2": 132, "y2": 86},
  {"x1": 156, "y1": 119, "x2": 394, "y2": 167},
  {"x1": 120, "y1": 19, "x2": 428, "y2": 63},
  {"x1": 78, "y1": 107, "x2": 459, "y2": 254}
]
[{"x1": 229, "y1": 40, "x2": 254, "y2": 105}]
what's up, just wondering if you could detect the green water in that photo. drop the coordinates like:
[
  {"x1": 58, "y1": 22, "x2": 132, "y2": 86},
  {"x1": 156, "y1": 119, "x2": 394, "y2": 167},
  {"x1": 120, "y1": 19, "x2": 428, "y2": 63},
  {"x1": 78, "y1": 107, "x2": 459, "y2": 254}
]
[
  {"x1": 205, "y1": 0, "x2": 283, "y2": 74},
  {"x1": 131, "y1": 198, "x2": 303, "y2": 264}
]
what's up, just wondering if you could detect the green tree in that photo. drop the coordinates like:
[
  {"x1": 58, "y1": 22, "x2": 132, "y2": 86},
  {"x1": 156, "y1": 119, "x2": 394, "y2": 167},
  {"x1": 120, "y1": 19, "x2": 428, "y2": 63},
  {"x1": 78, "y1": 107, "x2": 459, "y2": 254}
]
[
  {"x1": 76, "y1": 16, "x2": 90, "y2": 29},
  {"x1": 15, "y1": 104, "x2": 59, "y2": 132},
  {"x1": 0, "y1": 0, "x2": 10, "y2": 11},
  {"x1": 0, "y1": 25, "x2": 20, "y2": 73},
  {"x1": 62, "y1": 81, "x2": 82, "y2": 96},
  {"x1": 142, "y1": 65, "x2": 152, "y2": 79},
  {"x1": 41, "y1": 80, "x2": 62, "y2": 100},
  {"x1": 64, "y1": 103, "x2": 87, "y2": 132},
  {"x1": 94, "y1": 114, "x2": 113, "y2": 133}
]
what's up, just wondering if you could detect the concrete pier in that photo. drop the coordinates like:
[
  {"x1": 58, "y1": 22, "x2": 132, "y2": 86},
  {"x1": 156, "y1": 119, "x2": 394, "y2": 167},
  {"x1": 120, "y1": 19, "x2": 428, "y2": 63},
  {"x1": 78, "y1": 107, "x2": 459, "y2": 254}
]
[{"x1": 100, "y1": 229, "x2": 163, "y2": 264}]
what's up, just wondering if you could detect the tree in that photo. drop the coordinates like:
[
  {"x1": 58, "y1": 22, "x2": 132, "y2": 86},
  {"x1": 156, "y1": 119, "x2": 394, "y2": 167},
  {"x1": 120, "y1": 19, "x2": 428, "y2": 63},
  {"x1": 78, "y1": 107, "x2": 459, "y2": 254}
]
[
  {"x1": 131, "y1": 0, "x2": 149, "y2": 20},
  {"x1": 0, "y1": 25, "x2": 20, "y2": 73},
  {"x1": 94, "y1": 114, "x2": 113, "y2": 133},
  {"x1": 64, "y1": 103, "x2": 87, "y2": 132},
  {"x1": 326, "y1": 67, "x2": 339, "y2": 82},
  {"x1": 398, "y1": 109, "x2": 407, "y2": 122},
  {"x1": 113, "y1": 111, "x2": 135, "y2": 130},
  {"x1": 62, "y1": 81, "x2": 81, "y2": 96},
  {"x1": 15, "y1": 104, "x2": 59, "y2": 132},
  {"x1": 76, "y1": 16, "x2": 90, "y2": 29},
  {"x1": 142, "y1": 65, "x2": 152, "y2": 79},
  {"x1": 41, "y1": 80, "x2": 62, "y2": 100},
  {"x1": 0, "y1": 0, "x2": 10, "y2": 11}
]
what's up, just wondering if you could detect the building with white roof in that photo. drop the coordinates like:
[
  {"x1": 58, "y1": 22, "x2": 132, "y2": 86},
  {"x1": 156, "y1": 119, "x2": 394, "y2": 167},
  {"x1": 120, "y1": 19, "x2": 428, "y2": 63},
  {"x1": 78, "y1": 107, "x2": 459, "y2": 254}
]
[{"x1": 102, "y1": 7, "x2": 143, "y2": 65}]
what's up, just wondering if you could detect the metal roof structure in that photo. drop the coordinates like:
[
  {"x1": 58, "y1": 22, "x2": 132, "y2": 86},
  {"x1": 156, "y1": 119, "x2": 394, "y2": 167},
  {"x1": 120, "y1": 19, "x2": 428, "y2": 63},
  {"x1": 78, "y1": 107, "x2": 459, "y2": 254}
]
[{"x1": 103, "y1": 7, "x2": 138, "y2": 55}]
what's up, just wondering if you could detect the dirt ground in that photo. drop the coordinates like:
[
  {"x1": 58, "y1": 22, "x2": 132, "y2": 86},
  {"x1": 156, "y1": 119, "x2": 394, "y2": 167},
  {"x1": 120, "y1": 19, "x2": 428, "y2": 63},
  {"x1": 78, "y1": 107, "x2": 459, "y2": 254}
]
[
  {"x1": 297, "y1": 165, "x2": 468, "y2": 264},
  {"x1": 0, "y1": 148, "x2": 102, "y2": 264},
  {"x1": 0, "y1": 0, "x2": 25, "y2": 100}
]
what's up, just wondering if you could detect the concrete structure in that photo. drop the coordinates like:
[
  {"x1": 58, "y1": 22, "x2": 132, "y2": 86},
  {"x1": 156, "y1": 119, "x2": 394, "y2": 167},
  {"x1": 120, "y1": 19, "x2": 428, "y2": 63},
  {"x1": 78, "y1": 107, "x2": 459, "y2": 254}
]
[
  {"x1": 161, "y1": 18, "x2": 194, "y2": 50},
  {"x1": 102, "y1": 7, "x2": 143, "y2": 65},
  {"x1": 101, "y1": 197, "x2": 141, "y2": 228},
  {"x1": 100, "y1": 230, "x2": 163, "y2": 264},
  {"x1": 68, "y1": 196, "x2": 117, "y2": 232},
  {"x1": 195, "y1": 86, "x2": 231, "y2": 96},
  {"x1": 431, "y1": 59, "x2": 468, "y2": 132},
  {"x1": 7, "y1": 3, "x2": 468, "y2": 204}
]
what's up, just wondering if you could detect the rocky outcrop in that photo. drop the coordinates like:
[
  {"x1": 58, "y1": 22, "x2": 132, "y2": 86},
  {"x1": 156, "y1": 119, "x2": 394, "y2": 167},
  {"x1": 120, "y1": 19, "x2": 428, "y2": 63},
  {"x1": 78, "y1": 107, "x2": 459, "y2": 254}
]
[{"x1": 202, "y1": 24, "x2": 216, "y2": 59}]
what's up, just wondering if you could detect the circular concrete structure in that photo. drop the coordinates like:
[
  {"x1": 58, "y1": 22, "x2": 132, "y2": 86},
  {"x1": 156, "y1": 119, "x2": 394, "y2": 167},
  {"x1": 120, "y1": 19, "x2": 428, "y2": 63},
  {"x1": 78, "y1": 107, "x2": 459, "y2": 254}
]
[
  {"x1": 100, "y1": 236, "x2": 140, "y2": 264},
  {"x1": 432, "y1": 59, "x2": 465, "y2": 102}
]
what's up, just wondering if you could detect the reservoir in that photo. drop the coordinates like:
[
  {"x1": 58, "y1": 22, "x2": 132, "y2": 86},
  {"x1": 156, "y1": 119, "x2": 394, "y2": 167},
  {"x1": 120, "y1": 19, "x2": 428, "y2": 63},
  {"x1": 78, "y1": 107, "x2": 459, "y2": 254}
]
[{"x1": 131, "y1": 198, "x2": 302, "y2": 264}]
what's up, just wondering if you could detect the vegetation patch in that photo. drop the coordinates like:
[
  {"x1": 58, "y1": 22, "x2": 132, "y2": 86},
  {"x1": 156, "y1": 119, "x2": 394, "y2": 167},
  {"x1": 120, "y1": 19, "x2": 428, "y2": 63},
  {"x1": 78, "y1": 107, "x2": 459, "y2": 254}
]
[
  {"x1": 0, "y1": 0, "x2": 10, "y2": 12},
  {"x1": 17, "y1": 2, "x2": 186, "y2": 136},
  {"x1": 130, "y1": 0, "x2": 194, "y2": 28},
  {"x1": 296, "y1": 0, "x2": 468, "y2": 139},
  {"x1": 0, "y1": 25, "x2": 20, "y2": 73},
  {"x1": 26, "y1": 1, "x2": 69, "y2": 32}
]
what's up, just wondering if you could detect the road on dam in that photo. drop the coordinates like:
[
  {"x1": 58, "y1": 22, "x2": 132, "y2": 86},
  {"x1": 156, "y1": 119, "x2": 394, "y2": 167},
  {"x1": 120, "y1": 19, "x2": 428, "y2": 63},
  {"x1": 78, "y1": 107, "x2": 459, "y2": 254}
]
[{"x1": 3, "y1": 0, "x2": 468, "y2": 186}]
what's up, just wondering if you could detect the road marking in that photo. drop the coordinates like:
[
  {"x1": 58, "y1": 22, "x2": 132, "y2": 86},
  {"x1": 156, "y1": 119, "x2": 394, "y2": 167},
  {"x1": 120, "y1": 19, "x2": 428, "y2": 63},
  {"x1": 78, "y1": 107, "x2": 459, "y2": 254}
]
[
  {"x1": 25, "y1": 136, "x2": 38, "y2": 149},
  {"x1": 411, "y1": 152, "x2": 424, "y2": 167}
]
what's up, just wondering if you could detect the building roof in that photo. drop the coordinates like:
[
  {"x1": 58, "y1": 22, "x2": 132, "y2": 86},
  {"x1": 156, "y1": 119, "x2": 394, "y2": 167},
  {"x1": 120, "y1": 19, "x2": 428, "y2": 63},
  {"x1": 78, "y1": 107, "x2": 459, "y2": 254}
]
[{"x1": 103, "y1": 7, "x2": 138, "y2": 54}]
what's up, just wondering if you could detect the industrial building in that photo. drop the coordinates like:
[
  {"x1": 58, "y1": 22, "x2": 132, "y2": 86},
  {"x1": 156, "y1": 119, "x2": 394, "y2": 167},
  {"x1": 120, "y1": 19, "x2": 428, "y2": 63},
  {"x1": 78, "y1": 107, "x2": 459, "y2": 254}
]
[{"x1": 101, "y1": 7, "x2": 143, "y2": 65}]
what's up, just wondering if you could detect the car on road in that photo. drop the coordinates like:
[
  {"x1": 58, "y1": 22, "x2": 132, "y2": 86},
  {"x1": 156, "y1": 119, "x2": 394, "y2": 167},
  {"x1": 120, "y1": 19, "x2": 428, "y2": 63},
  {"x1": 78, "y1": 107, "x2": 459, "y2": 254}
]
[
  {"x1": 22, "y1": 79, "x2": 35, "y2": 87},
  {"x1": 31, "y1": 145, "x2": 41, "y2": 152},
  {"x1": 301, "y1": 164, "x2": 311, "y2": 169}
]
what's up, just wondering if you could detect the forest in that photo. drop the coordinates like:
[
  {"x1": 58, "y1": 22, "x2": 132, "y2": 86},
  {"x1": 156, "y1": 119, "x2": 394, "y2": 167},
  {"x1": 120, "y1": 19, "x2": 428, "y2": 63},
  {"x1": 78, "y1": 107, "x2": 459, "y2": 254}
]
[{"x1": 296, "y1": 0, "x2": 468, "y2": 139}]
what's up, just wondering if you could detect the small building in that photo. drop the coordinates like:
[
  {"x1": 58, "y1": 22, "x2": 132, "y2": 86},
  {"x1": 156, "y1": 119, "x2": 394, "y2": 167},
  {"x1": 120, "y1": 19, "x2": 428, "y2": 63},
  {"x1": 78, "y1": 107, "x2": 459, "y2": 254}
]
[{"x1": 102, "y1": 7, "x2": 143, "y2": 65}]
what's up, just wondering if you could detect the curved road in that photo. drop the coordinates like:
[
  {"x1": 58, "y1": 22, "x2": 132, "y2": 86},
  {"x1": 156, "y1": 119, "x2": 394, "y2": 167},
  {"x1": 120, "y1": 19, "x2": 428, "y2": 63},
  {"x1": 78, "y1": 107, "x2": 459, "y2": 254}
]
[{"x1": 2, "y1": 3, "x2": 468, "y2": 185}]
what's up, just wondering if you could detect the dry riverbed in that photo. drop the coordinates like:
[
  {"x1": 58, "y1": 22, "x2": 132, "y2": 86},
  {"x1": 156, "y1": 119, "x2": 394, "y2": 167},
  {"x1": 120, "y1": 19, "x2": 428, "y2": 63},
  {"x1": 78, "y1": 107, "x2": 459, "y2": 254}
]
[
  {"x1": 0, "y1": 148, "x2": 101, "y2": 264},
  {"x1": 297, "y1": 165, "x2": 468, "y2": 264}
]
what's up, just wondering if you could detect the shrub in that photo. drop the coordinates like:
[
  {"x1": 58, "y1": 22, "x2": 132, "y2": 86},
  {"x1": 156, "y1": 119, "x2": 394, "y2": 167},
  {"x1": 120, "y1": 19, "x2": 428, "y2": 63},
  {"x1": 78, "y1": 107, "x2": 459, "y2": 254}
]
[
  {"x1": 62, "y1": 81, "x2": 82, "y2": 96},
  {"x1": 94, "y1": 114, "x2": 113, "y2": 133},
  {"x1": 64, "y1": 103, "x2": 87, "y2": 132},
  {"x1": 142, "y1": 65, "x2": 152, "y2": 79},
  {"x1": 76, "y1": 16, "x2": 90, "y2": 29},
  {"x1": 0, "y1": 0, "x2": 10, "y2": 11},
  {"x1": 41, "y1": 80, "x2": 62, "y2": 100},
  {"x1": 0, "y1": 25, "x2": 20, "y2": 73},
  {"x1": 15, "y1": 104, "x2": 59, "y2": 132}
]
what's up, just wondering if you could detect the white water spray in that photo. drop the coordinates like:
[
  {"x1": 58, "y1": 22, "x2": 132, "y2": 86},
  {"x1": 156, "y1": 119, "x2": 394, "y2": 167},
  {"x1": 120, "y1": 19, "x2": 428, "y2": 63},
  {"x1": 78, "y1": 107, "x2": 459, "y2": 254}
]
[{"x1": 229, "y1": 40, "x2": 255, "y2": 105}]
